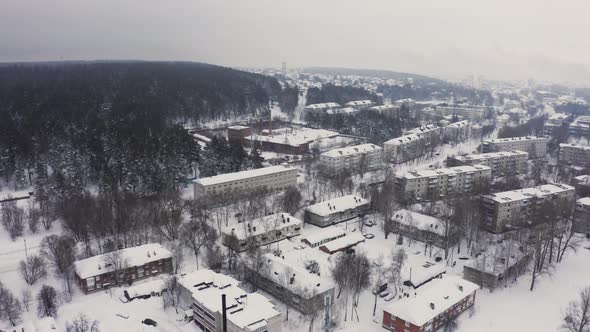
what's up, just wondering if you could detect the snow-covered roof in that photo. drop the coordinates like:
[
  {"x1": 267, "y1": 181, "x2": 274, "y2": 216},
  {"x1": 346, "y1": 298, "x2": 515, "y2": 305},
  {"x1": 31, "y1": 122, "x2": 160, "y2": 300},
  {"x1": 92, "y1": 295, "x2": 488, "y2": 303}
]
[
  {"x1": 247, "y1": 128, "x2": 339, "y2": 147},
  {"x1": 392, "y1": 209, "x2": 445, "y2": 236},
  {"x1": 74, "y1": 243, "x2": 172, "y2": 279},
  {"x1": 399, "y1": 165, "x2": 491, "y2": 180},
  {"x1": 402, "y1": 256, "x2": 446, "y2": 287},
  {"x1": 577, "y1": 197, "x2": 590, "y2": 206},
  {"x1": 222, "y1": 213, "x2": 302, "y2": 240},
  {"x1": 228, "y1": 125, "x2": 250, "y2": 130},
  {"x1": 319, "y1": 232, "x2": 365, "y2": 253},
  {"x1": 369, "y1": 104, "x2": 398, "y2": 111},
  {"x1": 405, "y1": 124, "x2": 441, "y2": 136},
  {"x1": 305, "y1": 102, "x2": 341, "y2": 109},
  {"x1": 549, "y1": 113, "x2": 569, "y2": 120},
  {"x1": 384, "y1": 275, "x2": 479, "y2": 327},
  {"x1": 383, "y1": 134, "x2": 421, "y2": 146},
  {"x1": 326, "y1": 107, "x2": 358, "y2": 114},
  {"x1": 321, "y1": 143, "x2": 382, "y2": 158},
  {"x1": 178, "y1": 269, "x2": 279, "y2": 329},
  {"x1": 465, "y1": 241, "x2": 527, "y2": 276},
  {"x1": 195, "y1": 165, "x2": 296, "y2": 187},
  {"x1": 125, "y1": 278, "x2": 168, "y2": 298},
  {"x1": 446, "y1": 120, "x2": 471, "y2": 128},
  {"x1": 306, "y1": 195, "x2": 369, "y2": 217},
  {"x1": 483, "y1": 136, "x2": 548, "y2": 144},
  {"x1": 261, "y1": 253, "x2": 334, "y2": 297},
  {"x1": 345, "y1": 100, "x2": 374, "y2": 106},
  {"x1": 451, "y1": 150, "x2": 528, "y2": 162},
  {"x1": 301, "y1": 226, "x2": 346, "y2": 246},
  {"x1": 485, "y1": 183, "x2": 574, "y2": 203},
  {"x1": 560, "y1": 143, "x2": 590, "y2": 151}
]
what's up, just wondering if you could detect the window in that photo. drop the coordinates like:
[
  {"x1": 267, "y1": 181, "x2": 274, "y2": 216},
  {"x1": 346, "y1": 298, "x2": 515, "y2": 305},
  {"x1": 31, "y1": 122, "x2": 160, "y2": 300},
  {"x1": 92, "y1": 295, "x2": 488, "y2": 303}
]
[
  {"x1": 138, "y1": 266, "x2": 144, "y2": 278},
  {"x1": 86, "y1": 277, "x2": 95, "y2": 290}
]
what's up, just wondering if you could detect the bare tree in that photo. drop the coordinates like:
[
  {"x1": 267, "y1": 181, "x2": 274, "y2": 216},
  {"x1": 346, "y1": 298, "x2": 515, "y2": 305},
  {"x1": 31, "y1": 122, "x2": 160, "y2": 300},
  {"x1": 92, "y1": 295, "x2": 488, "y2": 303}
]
[
  {"x1": 561, "y1": 286, "x2": 590, "y2": 332},
  {"x1": 20, "y1": 289, "x2": 32, "y2": 312},
  {"x1": 37, "y1": 285, "x2": 58, "y2": 318},
  {"x1": 66, "y1": 313, "x2": 100, "y2": 332},
  {"x1": 19, "y1": 255, "x2": 47, "y2": 285},
  {"x1": 27, "y1": 201, "x2": 41, "y2": 233},
  {"x1": 104, "y1": 250, "x2": 128, "y2": 285},
  {"x1": 169, "y1": 243, "x2": 184, "y2": 274},
  {"x1": 163, "y1": 276, "x2": 182, "y2": 314},
  {"x1": 0, "y1": 285, "x2": 23, "y2": 326},
  {"x1": 40, "y1": 235, "x2": 77, "y2": 293},
  {"x1": 529, "y1": 224, "x2": 554, "y2": 291},
  {"x1": 181, "y1": 217, "x2": 218, "y2": 269},
  {"x1": 377, "y1": 179, "x2": 399, "y2": 239},
  {"x1": 1, "y1": 200, "x2": 25, "y2": 240}
]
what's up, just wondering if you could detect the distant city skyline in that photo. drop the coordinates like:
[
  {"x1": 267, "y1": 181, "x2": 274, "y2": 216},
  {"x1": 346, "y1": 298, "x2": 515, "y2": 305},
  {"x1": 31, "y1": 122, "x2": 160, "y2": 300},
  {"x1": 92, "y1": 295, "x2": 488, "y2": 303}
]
[{"x1": 2, "y1": 0, "x2": 590, "y2": 85}]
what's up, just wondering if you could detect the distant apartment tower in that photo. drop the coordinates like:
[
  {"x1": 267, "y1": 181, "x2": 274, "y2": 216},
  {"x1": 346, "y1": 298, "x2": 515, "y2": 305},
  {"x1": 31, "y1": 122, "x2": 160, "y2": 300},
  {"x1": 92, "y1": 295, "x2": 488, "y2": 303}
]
[
  {"x1": 569, "y1": 116, "x2": 590, "y2": 137},
  {"x1": 194, "y1": 165, "x2": 297, "y2": 201},
  {"x1": 368, "y1": 104, "x2": 400, "y2": 116},
  {"x1": 344, "y1": 99, "x2": 375, "y2": 111},
  {"x1": 435, "y1": 105, "x2": 486, "y2": 121},
  {"x1": 384, "y1": 124, "x2": 443, "y2": 163},
  {"x1": 304, "y1": 102, "x2": 341, "y2": 113},
  {"x1": 447, "y1": 150, "x2": 528, "y2": 176},
  {"x1": 544, "y1": 113, "x2": 571, "y2": 136},
  {"x1": 178, "y1": 269, "x2": 281, "y2": 332},
  {"x1": 221, "y1": 213, "x2": 302, "y2": 252},
  {"x1": 304, "y1": 195, "x2": 369, "y2": 227},
  {"x1": 574, "y1": 197, "x2": 590, "y2": 234},
  {"x1": 481, "y1": 183, "x2": 575, "y2": 233},
  {"x1": 393, "y1": 165, "x2": 492, "y2": 202},
  {"x1": 481, "y1": 136, "x2": 548, "y2": 159},
  {"x1": 404, "y1": 124, "x2": 444, "y2": 142},
  {"x1": 319, "y1": 143, "x2": 382, "y2": 172},
  {"x1": 444, "y1": 120, "x2": 480, "y2": 142},
  {"x1": 558, "y1": 144, "x2": 590, "y2": 168}
]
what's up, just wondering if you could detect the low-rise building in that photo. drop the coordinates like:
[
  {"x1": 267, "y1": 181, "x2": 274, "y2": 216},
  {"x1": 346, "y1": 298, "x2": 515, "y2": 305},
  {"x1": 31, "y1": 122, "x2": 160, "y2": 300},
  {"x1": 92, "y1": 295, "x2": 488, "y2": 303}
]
[
  {"x1": 559, "y1": 143, "x2": 590, "y2": 168},
  {"x1": 194, "y1": 165, "x2": 297, "y2": 201},
  {"x1": 221, "y1": 213, "x2": 302, "y2": 252},
  {"x1": 463, "y1": 241, "x2": 529, "y2": 290},
  {"x1": 244, "y1": 254, "x2": 335, "y2": 315},
  {"x1": 74, "y1": 244, "x2": 173, "y2": 294},
  {"x1": 574, "y1": 197, "x2": 590, "y2": 234},
  {"x1": 300, "y1": 226, "x2": 346, "y2": 248},
  {"x1": 319, "y1": 143, "x2": 382, "y2": 172},
  {"x1": 178, "y1": 269, "x2": 281, "y2": 332},
  {"x1": 481, "y1": 136, "x2": 548, "y2": 159},
  {"x1": 481, "y1": 183, "x2": 575, "y2": 233},
  {"x1": 304, "y1": 195, "x2": 370, "y2": 227},
  {"x1": 382, "y1": 275, "x2": 478, "y2": 332},
  {"x1": 318, "y1": 232, "x2": 365, "y2": 254},
  {"x1": 574, "y1": 175, "x2": 590, "y2": 196},
  {"x1": 569, "y1": 116, "x2": 590, "y2": 137},
  {"x1": 227, "y1": 126, "x2": 252, "y2": 142},
  {"x1": 435, "y1": 105, "x2": 486, "y2": 121},
  {"x1": 389, "y1": 209, "x2": 460, "y2": 249},
  {"x1": 304, "y1": 102, "x2": 341, "y2": 113},
  {"x1": 446, "y1": 150, "x2": 528, "y2": 176},
  {"x1": 393, "y1": 165, "x2": 492, "y2": 202},
  {"x1": 345, "y1": 99, "x2": 375, "y2": 111}
]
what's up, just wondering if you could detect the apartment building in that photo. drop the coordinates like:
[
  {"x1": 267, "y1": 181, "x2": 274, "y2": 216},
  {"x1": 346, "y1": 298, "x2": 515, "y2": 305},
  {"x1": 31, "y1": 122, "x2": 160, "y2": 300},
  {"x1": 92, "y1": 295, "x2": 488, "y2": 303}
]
[
  {"x1": 319, "y1": 143, "x2": 383, "y2": 172},
  {"x1": 481, "y1": 183, "x2": 575, "y2": 233},
  {"x1": 194, "y1": 165, "x2": 297, "y2": 201},
  {"x1": 559, "y1": 143, "x2": 590, "y2": 168},
  {"x1": 574, "y1": 197, "x2": 590, "y2": 234},
  {"x1": 304, "y1": 102, "x2": 341, "y2": 113},
  {"x1": 434, "y1": 105, "x2": 487, "y2": 121},
  {"x1": 569, "y1": 116, "x2": 590, "y2": 137},
  {"x1": 368, "y1": 104, "x2": 400, "y2": 116},
  {"x1": 447, "y1": 150, "x2": 528, "y2": 176},
  {"x1": 404, "y1": 124, "x2": 444, "y2": 142},
  {"x1": 481, "y1": 136, "x2": 548, "y2": 159},
  {"x1": 221, "y1": 213, "x2": 302, "y2": 252},
  {"x1": 389, "y1": 209, "x2": 460, "y2": 249},
  {"x1": 384, "y1": 124, "x2": 443, "y2": 163},
  {"x1": 393, "y1": 165, "x2": 492, "y2": 202},
  {"x1": 244, "y1": 254, "x2": 335, "y2": 315},
  {"x1": 304, "y1": 195, "x2": 370, "y2": 227},
  {"x1": 382, "y1": 275, "x2": 478, "y2": 332},
  {"x1": 543, "y1": 113, "x2": 571, "y2": 136},
  {"x1": 444, "y1": 120, "x2": 473, "y2": 142},
  {"x1": 345, "y1": 99, "x2": 375, "y2": 111},
  {"x1": 178, "y1": 269, "x2": 281, "y2": 332},
  {"x1": 74, "y1": 244, "x2": 173, "y2": 294}
]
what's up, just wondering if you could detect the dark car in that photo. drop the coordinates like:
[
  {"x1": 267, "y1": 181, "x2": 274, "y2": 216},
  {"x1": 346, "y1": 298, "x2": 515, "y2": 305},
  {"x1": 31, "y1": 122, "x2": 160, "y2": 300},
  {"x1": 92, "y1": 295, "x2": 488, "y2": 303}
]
[{"x1": 142, "y1": 318, "x2": 157, "y2": 327}]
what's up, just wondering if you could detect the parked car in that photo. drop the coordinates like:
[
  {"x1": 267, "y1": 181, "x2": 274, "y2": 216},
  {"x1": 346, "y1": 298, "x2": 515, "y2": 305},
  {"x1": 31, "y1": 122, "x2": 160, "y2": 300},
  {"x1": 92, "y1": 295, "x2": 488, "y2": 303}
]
[
  {"x1": 142, "y1": 319, "x2": 158, "y2": 327},
  {"x1": 384, "y1": 292, "x2": 396, "y2": 301},
  {"x1": 363, "y1": 233, "x2": 375, "y2": 239},
  {"x1": 379, "y1": 290, "x2": 389, "y2": 298}
]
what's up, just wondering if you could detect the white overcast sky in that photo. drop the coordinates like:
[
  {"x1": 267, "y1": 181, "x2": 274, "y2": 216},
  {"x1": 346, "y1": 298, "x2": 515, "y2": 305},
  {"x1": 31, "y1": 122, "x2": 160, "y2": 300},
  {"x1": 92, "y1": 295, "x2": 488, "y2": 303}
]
[{"x1": 2, "y1": 0, "x2": 590, "y2": 84}]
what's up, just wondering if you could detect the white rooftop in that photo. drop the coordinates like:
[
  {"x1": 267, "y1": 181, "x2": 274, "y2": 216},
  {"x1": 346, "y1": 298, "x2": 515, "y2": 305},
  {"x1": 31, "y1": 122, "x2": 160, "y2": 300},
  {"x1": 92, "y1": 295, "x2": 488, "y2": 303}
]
[
  {"x1": 452, "y1": 150, "x2": 528, "y2": 162},
  {"x1": 74, "y1": 243, "x2": 172, "y2": 279},
  {"x1": 228, "y1": 125, "x2": 250, "y2": 130},
  {"x1": 392, "y1": 209, "x2": 445, "y2": 236},
  {"x1": 560, "y1": 143, "x2": 590, "y2": 151},
  {"x1": 486, "y1": 183, "x2": 575, "y2": 203},
  {"x1": 345, "y1": 100, "x2": 374, "y2": 106},
  {"x1": 399, "y1": 165, "x2": 491, "y2": 180},
  {"x1": 195, "y1": 165, "x2": 295, "y2": 187},
  {"x1": 405, "y1": 124, "x2": 441, "y2": 136},
  {"x1": 465, "y1": 240, "x2": 527, "y2": 276},
  {"x1": 483, "y1": 136, "x2": 548, "y2": 144},
  {"x1": 222, "y1": 213, "x2": 302, "y2": 240},
  {"x1": 321, "y1": 143, "x2": 382, "y2": 158},
  {"x1": 306, "y1": 195, "x2": 369, "y2": 217},
  {"x1": 301, "y1": 226, "x2": 345, "y2": 245},
  {"x1": 446, "y1": 120, "x2": 471, "y2": 128},
  {"x1": 384, "y1": 275, "x2": 479, "y2": 327},
  {"x1": 384, "y1": 133, "x2": 421, "y2": 146},
  {"x1": 305, "y1": 102, "x2": 341, "y2": 109},
  {"x1": 178, "y1": 269, "x2": 280, "y2": 329},
  {"x1": 247, "y1": 128, "x2": 339, "y2": 147},
  {"x1": 319, "y1": 232, "x2": 365, "y2": 253},
  {"x1": 577, "y1": 197, "x2": 590, "y2": 206}
]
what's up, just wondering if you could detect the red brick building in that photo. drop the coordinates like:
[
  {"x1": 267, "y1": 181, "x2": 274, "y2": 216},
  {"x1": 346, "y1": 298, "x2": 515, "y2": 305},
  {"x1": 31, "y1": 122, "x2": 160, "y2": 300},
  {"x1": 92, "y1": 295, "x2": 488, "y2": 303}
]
[
  {"x1": 382, "y1": 275, "x2": 478, "y2": 332},
  {"x1": 74, "y1": 243, "x2": 173, "y2": 294}
]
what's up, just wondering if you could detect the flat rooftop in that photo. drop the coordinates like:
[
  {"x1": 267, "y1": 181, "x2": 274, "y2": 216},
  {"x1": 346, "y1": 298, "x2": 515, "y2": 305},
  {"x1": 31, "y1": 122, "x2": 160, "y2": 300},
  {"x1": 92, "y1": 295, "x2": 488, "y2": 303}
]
[
  {"x1": 485, "y1": 183, "x2": 574, "y2": 203},
  {"x1": 399, "y1": 165, "x2": 491, "y2": 180},
  {"x1": 194, "y1": 165, "x2": 295, "y2": 187},
  {"x1": 321, "y1": 143, "x2": 382, "y2": 158},
  {"x1": 306, "y1": 195, "x2": 369, "y2": 217},
  {"x1": 483, "y1": 136, "x2": 548, "y2": 144},
  {"x1": 222, "y1": 213, "x2": 302, "y2": 240}
]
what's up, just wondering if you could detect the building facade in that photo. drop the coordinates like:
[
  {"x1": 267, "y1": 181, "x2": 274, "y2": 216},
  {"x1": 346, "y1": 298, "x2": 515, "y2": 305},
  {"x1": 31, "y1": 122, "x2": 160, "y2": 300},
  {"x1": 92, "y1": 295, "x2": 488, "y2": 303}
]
[
  {"x1": 389, "y1": 209, "x2": 460, "y2": 249},
  {"x1": 345, "y1": 99, "x2": 375, "y2": 111},
  {"x1": 304, "y1": 195, "x2": 370, "y2": 227},
  {"x1": 435, "y1": 105, "x2": 486, "y2": 121},
  {"x1": 481, "y1": 183, "x2": 575, "y2": 233},
  {"x1": 319, "y1": 143, "x2": 382, "y2": 172},
  {"x1": 393, "y1": 165, "x2": 492, "y2": 202},
  {"x1": 304, "y1": 102, "x2": 341, "y2": 113},
  {"x1": 559, "y1": 144, "x2": 590, "y2": 168},
  {"x1": 178, "y1": 269, "x2": 282, "y2": 332},
  {"x1": 221, "y1": 213, "x2": 302, "y2": 252},
  {"x1": 384, "y1": 125, "x2": 443, "y2": 163},
  {"x1": 244, "y1": 254, "x2": 335, "y2": 315},
  {"x1": 447, "y1": 150, "x2": 528, "y2": 176},
  {"x1": 543, "y1": 113, "x2": 571, "y2": 136},
  {"x1": 569, "y1": 116, "x2": 590, "y2": 137},
  {"x1": 382, "y1": 275, "x2": 478, "y2": 332},
  {"x1": 74, "y1": 244, "x2": 173, "y2": 294},
  {"x1": 481, "y1": 136, "x2": 548, "y2": 159},
  {"x1": 194, "y1": 166, "x2": 297, "y2": 201},
  {"x1": 574, "y1": 197, "x2": 590, "y2": 234}
]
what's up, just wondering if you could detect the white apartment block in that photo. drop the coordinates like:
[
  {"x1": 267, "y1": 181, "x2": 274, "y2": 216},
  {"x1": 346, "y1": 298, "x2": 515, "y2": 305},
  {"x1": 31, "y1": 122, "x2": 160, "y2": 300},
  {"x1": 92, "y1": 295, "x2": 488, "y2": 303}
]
[
  {"x1": 345, "y1": 99, "x2": 375, "y2": 111},
  {"x1": 544, "y1": 113, "x2": 571, "y2": 136},
  {"x1": 178, "y1": 269, "x2": 281, "y2": 332},
  {"x1": 569, "y1": 116, "x2": 590, "y2": 137},
  {"x1": 404, "y1": 124, "x2": 444, "y2": 142},
  {"x1": 481, "y1": 136, "x2": 548, "y2": 159},
  {"x1": 445, "y1": 120, "x2": 475, "y2": 141},
  {"x1": 574, "y1": 197, "x2": 590, "y2": 234},
  {"x1": 368, "y1": 104, "x2": 400, "y2": 116},
  {"x1": 435, "y1": 105, "x2": 486, "y2": 121},
  {"x1": 481, "y1": 183, "x2": 575, "y2": 233},
  {"x1": 221, "y1": 213, "x2": 302, "y2": 252},
  {"x1": 384, "y1": 124, "x2": 443, "y2": 163},
  {"x1": 559, "y1": 144, "x2": 590, "y2": 168},
  {"x1": 304, "y1": 102, "x2": 341, "y2": 113},
  {"x1": 393, "y1": 165, "x2": 492, "y2": 202},
  {"x1": 447, "y1": 150, "x2": 528, "y2": 176},
  {"x1": 394, "y1": 98, "x2": 416, "y2": 110},
  {"x1": 194, "y1": 166, "x2": 297, "y2": 201},
  {"x1": 320, "y1": 143, "x2": 382, "y2": 172}
]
